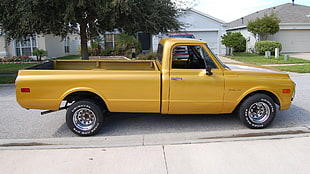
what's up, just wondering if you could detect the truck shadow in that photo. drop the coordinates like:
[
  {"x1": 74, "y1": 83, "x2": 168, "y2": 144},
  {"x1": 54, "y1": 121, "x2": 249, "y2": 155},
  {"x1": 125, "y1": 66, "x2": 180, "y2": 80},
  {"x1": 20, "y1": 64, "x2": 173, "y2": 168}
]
[
  {"x1": 273, "y1": 104, "x2": 310, "y2": 128},
  {"x1": 53, "y1": 104, "x2": 310, "y2": 137},
  {"x1": 98, "y1": 113, "x2": 242, "y2": 137},
  {"x1": 96, "y1": 104, "x2": 310, "y2": 137}
]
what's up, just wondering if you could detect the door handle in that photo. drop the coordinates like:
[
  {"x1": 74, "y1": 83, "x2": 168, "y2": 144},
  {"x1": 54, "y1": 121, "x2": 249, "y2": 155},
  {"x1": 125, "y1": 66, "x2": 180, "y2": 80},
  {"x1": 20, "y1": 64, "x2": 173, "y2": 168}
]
[{"x1": 171, "y1": 77, "x2": 183, "y2": 80}]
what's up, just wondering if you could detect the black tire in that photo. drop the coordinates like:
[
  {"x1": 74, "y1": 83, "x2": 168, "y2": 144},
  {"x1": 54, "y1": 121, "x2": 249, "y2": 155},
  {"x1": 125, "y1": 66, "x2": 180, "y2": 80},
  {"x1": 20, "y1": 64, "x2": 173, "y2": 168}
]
[
  {"x1": 66, "y1": 100, "x2": 105, "y2": 136},
  {"x1": 238, "y1": 94, "x2": 276, "y2": 129}
]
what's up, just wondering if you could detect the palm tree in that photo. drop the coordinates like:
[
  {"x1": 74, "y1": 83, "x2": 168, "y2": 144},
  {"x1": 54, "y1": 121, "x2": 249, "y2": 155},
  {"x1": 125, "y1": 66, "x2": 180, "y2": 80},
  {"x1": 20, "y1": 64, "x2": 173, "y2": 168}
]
[{"x1": 32, "y1": 49, "x2": 48, "y2": 61}]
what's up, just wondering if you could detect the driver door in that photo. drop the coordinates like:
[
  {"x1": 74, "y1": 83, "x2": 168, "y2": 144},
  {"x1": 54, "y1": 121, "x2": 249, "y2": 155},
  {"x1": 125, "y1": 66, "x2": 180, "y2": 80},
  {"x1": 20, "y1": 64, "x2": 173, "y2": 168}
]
[{"x1": 168, "y1": 44, "x2": 224, "y2": 114}]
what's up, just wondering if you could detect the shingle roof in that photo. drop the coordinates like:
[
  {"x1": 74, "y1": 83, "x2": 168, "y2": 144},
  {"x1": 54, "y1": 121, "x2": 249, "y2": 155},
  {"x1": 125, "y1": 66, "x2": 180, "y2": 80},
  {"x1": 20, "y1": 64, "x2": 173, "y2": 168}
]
[
  {"x1": 227, "y1": 3, "x2": 310, "y2": 29},
  {"x1": 190, "y1": 9, "x2": 226, "y2": 24}
]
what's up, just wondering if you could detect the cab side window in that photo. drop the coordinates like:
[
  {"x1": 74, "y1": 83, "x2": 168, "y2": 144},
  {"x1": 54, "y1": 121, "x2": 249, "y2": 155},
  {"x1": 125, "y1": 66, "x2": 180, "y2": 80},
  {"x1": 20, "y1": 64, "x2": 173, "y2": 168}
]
[{"x1": 172, "y1": 45, "x2": 217, "y2": 69}]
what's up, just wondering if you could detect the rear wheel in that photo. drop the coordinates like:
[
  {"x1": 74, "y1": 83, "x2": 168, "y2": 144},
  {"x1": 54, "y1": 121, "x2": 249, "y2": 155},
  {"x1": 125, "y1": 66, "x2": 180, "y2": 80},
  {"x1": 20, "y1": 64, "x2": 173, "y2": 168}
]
[
  {"x1": 66, "y1": 100, "x2": 105, "y2": 136},
  {"x1": 238, "y1": 94, "x2": 276, "y2": 128}
]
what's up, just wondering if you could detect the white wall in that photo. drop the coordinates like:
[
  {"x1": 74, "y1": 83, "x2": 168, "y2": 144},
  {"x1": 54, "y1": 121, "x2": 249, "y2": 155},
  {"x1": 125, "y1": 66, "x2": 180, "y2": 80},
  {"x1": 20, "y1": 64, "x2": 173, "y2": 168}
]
[
  {"x1": 227, "y1": 28, "x2": 256, "y2": 53},
  {"x1": 152, "y1": 9, "x2": 227, "y2": 55},
  {"x1": 44, "y1": 35, "x2": 65, "y2": 58}
]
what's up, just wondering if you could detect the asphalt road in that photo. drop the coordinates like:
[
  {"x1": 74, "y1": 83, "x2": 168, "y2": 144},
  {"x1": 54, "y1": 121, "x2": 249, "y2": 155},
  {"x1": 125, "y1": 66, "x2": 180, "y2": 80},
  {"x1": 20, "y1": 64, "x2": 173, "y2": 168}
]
[{"x1": 1, "y1": 73, "x2": 310, "y2": 139}]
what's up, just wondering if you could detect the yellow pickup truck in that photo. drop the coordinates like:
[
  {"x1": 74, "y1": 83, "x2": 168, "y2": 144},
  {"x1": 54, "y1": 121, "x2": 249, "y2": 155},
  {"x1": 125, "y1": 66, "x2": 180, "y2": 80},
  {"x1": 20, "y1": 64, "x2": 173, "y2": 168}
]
[{"x1": 16, "y1": 38, "x2": 295, "y2": 136}]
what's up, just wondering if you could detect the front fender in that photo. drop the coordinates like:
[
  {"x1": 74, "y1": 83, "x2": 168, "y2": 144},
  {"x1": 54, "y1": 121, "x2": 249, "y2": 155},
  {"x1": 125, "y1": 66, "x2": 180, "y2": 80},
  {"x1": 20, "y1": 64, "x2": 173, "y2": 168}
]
[{"x1": 223, "y1": 86, "x2": 282, "y2": 113}]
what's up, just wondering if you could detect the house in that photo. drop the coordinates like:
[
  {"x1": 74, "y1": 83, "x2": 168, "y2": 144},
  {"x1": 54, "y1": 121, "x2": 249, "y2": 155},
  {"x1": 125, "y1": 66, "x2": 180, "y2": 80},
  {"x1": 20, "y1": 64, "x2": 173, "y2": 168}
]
[
  {"x1": 227, "y1": 3, "x2": 310, "y2": 53},
  {"x1": 3, "y1": 3, "x2": 308, "y2": 59},
  {"x1": 152, "y1": 9, "x2": 227, "y2": 56},
  {"x1": 1, "y1": 9, "x2": 228, "y2": 59},
  {"x1": 0, "y1": 33, "x2": 80, "y2": 59}
]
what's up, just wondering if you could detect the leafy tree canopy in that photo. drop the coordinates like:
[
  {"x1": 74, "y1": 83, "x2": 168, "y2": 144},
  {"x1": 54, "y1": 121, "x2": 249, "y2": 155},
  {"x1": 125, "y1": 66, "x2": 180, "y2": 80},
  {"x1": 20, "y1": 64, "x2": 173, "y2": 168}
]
[
  {"x1": 112, "y1": 0, "x2": 180, "y2": 35},
  {"x1": 0, "y1": 0, "x2": 182, "y2": 59},
  {"x1": 221, "y1": 32, "x2": 245, "y2": 48},
  {"x1": 221, "y1": 32, "x2": 246, "y2": 55},
  {"x1": 247, "y1": 12, "x2": 280, "y2": 41}
]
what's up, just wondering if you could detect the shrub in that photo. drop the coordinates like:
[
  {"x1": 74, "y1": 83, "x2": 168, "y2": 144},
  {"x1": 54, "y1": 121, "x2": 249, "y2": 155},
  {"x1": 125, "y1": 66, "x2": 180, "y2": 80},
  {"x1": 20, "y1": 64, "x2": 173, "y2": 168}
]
[
  {"x1": 234, "y1": 39, "x2": 246, "y2": 52},
  {"x1": 255, "y1": 41, "x2": 282, "y2": 55},
  {"x1": 101, "y1": 48, "x2": 115, "y2": 56},
  {"x1": 137, "y1": 52, "x2": 157, "y2": 60}
]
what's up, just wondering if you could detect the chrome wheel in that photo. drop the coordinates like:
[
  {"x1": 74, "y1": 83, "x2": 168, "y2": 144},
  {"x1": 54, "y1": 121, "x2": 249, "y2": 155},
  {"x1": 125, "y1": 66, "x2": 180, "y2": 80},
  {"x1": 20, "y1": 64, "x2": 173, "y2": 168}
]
[
  {"x1": 73, "y1": 108, "x2": 97, "y2": 131},
  {"x1": 248, "y1": 102, "x2": 270, "y2": 124}
]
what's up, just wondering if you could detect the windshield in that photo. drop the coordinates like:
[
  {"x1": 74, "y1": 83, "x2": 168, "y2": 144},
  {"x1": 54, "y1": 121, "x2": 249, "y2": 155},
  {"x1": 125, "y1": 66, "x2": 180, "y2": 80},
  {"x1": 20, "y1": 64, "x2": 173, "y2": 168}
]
[
  {"x1": 205, "y1": 44, "x2": 230, "y2": 70},
  {"x1": 172, "y1": 45, "x2": 218, "y2": 69}
]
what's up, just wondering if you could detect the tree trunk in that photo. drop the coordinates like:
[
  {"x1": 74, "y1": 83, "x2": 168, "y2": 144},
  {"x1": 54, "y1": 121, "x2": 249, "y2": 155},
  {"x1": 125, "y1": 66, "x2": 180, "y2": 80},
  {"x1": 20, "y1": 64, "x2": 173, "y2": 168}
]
[
  {"x1": 80, "y1": 22, "x2": 89, "y2": 60},
  {"x1": 230, "y1": 47, "x2": 234, "y2": 56}
]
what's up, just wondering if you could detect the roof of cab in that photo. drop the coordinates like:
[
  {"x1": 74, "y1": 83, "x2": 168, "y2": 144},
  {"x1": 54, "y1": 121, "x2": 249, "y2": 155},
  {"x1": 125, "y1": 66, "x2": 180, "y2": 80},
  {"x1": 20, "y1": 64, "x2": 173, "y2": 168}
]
[{"x1": 159, "y1": 38, "x2": 207, "y2": 45}]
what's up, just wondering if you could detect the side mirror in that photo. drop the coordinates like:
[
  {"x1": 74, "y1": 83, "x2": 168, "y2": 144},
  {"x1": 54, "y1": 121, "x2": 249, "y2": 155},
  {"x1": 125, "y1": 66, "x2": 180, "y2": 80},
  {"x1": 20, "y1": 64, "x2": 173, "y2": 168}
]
[{"x1": 206, "y1": 66, "x2": 213, "y2": 76}]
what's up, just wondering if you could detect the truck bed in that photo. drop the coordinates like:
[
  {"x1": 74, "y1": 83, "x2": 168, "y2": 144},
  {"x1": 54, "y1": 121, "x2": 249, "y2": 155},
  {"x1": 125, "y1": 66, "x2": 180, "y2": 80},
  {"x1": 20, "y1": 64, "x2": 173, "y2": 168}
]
[
  {"x1": 27, "y1": 60, "x2": 160, "y2": 71},
  {"x1": 17, "y1": 59, "x2": 162, "y2": 112}
]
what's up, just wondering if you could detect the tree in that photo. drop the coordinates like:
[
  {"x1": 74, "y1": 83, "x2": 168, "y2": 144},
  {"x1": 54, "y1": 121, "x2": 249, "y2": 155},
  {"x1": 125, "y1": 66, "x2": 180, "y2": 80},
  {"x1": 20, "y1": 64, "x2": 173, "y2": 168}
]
[
  {"x1": 247, "y1": 12, "x2": 280, "y2": 41},
  {"x1": 89, "y1": 36, "x2": 104, "y2": 56},
  {"x1": 115, "y1": 32, "x2": 141, "y2": 57},
  {"x1": 32, "y1": 49, "x2": 48, "y2": 61},
  {"x1": 221, "y1": 32, "x2": 246, "y2": 55},
  {"x1": 0, "y1": 0, "x2": 181, "y2": 60},
  {"x1": 112, "y1": 0, "x2": 180, "y2": 35}
]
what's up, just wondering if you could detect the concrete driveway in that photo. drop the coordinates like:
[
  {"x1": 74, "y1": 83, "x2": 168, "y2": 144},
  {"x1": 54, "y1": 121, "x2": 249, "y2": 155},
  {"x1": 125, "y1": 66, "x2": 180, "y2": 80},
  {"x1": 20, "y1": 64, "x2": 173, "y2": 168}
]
[{"x1": 289, "y1": 53, "x2": 310, "y2": 60}]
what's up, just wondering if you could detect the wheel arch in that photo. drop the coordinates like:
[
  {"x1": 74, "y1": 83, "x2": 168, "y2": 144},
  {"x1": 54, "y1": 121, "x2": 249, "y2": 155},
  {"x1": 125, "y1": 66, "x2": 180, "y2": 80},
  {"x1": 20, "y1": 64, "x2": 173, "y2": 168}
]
[
  {"x1": 234, "y1": 90, "x2": 280, "y2": 113},
  {"x1": 61, "y1": 88, "x2": 109, "y2": 111}
]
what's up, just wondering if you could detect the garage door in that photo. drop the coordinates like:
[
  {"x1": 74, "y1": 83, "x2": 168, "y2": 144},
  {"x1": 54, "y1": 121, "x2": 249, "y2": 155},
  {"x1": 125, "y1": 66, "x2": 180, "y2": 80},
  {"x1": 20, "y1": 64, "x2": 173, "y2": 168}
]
[
  {"x1": 270, "y1": 30, "x2": 310, "y2": 52},
  {"x1": 191, "y1": 31, "x2": 219, "y2": 54}
]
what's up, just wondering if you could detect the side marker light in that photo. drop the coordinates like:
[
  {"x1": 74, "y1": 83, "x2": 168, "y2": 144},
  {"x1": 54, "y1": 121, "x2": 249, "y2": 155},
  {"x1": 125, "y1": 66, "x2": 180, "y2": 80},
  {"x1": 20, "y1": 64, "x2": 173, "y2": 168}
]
[
  {"x1": 21, "y1": 88, "x2": 30, "y2": 93},
  {"x1": 282, "y1": 89, "x2": 291, "y2": 94}
]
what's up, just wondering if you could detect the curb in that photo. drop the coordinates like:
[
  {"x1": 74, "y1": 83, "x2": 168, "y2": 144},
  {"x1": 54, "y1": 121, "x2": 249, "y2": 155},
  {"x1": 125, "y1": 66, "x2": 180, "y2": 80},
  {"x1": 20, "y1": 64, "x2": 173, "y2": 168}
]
[{"x1": 1, "y1": 126, "x2": 309, "y2": 150}]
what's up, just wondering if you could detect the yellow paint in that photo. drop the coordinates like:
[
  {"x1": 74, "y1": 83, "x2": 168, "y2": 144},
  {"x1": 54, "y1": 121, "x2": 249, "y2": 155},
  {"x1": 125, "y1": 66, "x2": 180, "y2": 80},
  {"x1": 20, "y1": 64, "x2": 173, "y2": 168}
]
[{"x1": 16, "y1": 38, "x2": 295, "y2": 114}]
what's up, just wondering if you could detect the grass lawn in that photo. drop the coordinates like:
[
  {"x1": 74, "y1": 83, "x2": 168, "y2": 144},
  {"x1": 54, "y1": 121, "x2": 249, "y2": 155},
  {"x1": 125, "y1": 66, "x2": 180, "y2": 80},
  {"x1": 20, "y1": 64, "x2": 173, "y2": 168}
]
[
  {"x1": 227, "y1": 52, "x2": 310, "y2": 65},
  {"x1": 272, "y1": 64, "x2": 310, "y2": 73},
  {"x1": 0, "y1": 76, "x2": 16, "y2": 84},
  {"x1": 53, "y1": 55, "x2": 81, "y2": 60},
  {"x1": 0, "y1": 63, "x2": 38, "y2": 74},
  {"x1": 0, "y1": 55, "x2": 80, "y2": 84},
  {"x1": 227, "y1": 52, "x2": 310, "y2": 73},
  {"x1": 0, "y1": 63, "x2": 38, "y2": 84}
]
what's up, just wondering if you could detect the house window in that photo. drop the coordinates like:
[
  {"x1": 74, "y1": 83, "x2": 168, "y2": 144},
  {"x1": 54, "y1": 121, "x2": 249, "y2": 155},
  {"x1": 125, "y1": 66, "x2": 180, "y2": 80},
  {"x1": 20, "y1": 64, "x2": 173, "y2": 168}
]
[
  {"x1": 104, "y1": 33, "x2": 118, "y2": 49},
  {"x1": 15, "y1": 36, "x2": 37, "y2": 56},
  {"x1": 64, "y1": 37, "x2": 70, "y2": 53}
]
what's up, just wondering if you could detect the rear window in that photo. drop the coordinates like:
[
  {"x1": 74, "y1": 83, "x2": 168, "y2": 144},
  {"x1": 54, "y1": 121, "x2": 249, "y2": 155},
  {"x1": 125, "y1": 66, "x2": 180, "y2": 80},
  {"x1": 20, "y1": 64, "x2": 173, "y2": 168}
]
[
  {"x1": 169, "y1": 34, "x2": 195, "y2": 39},
  {"x1": 157, "y1": 43, "x2": 163, "y2": 64}
]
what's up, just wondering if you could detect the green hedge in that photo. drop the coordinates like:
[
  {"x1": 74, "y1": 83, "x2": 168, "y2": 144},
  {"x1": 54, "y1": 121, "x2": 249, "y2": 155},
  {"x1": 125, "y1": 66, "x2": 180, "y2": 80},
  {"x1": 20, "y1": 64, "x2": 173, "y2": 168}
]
[{"x1": 255, "y1": 41, "x2": 282, "y2": 55}]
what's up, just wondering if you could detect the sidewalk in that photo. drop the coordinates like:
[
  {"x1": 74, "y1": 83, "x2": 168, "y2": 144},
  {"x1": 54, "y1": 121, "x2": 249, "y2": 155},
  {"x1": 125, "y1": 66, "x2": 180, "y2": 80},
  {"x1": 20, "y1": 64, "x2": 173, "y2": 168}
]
[
  {"x1": 1, "y1": 136, "x2": 309, "y2": 174},
  {"x1": 1, "y1": 128, "x2": 310, "y2": 174}
]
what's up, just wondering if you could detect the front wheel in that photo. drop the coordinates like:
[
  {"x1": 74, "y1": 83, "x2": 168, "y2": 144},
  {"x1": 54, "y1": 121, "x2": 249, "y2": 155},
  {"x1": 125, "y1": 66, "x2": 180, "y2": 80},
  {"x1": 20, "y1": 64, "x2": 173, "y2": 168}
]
[
  {"x1": 238, "y1": 94, "x2": 276, "y2": 129},
  {"x1": 66, "y1": 100, "x2": 105, "y2": 136}
]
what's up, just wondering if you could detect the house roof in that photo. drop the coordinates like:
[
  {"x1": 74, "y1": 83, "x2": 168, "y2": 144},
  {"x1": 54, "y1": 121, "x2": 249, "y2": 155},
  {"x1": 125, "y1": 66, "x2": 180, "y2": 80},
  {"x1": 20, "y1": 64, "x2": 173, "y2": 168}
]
[
  {"x1": 227, "y1": 3, "x2": 310, "y2": 29},
  {"x1": 190, "y1": 9, "x2": 227, "y2": 24}
]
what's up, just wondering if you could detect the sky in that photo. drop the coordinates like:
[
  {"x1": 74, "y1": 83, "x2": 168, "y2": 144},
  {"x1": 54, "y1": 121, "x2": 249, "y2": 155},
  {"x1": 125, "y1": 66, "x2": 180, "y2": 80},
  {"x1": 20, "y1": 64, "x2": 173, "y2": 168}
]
[{"x1": 194, "y1": 0, "x2": 310, "y2": 22}]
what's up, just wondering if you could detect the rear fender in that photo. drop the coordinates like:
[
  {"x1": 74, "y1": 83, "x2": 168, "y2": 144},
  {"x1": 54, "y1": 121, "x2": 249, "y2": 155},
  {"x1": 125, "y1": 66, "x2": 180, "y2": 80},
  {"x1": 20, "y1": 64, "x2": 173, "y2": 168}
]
[{"x1": 59, "y1": 87, "x2": 109, "y2": 110}]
